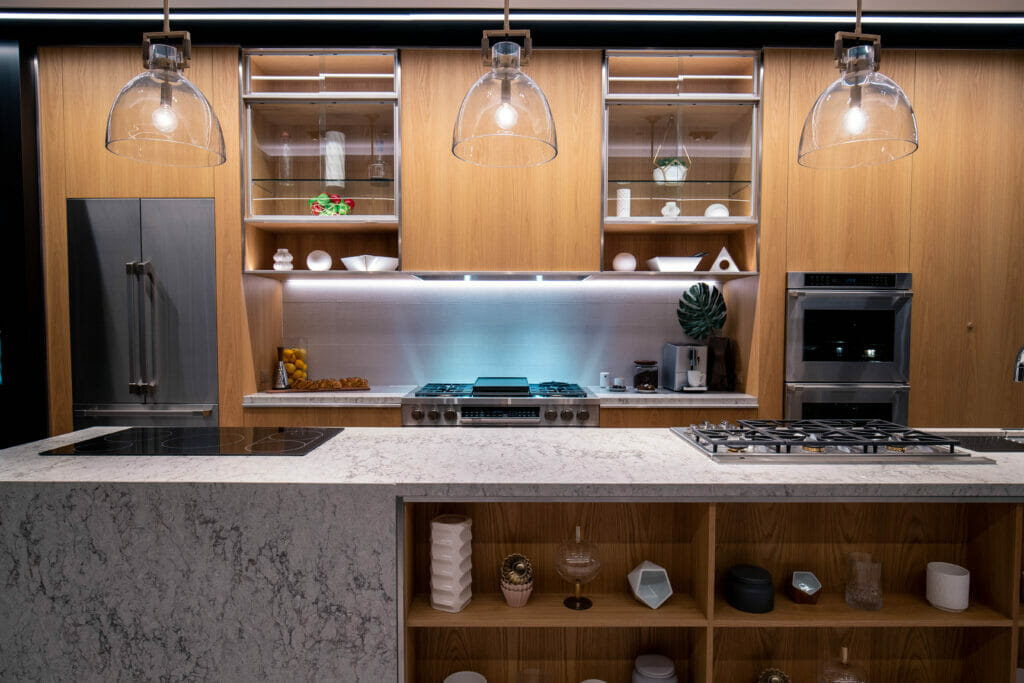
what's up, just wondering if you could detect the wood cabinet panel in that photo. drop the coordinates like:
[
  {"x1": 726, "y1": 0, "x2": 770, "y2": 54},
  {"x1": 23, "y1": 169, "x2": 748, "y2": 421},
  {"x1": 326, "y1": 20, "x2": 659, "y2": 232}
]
[
  {"x1": 400, "y1": 50, "x2": 602, "y2": 271},
  {"x1": 907, "y1": 51, "x2": 1024, "y2": 427},
  {"x1": 784, "y1": 49, "x2": 916, "y2": 273},
  {"x1": 241, "y1": 406, "x2": 401, "y2": 427}
]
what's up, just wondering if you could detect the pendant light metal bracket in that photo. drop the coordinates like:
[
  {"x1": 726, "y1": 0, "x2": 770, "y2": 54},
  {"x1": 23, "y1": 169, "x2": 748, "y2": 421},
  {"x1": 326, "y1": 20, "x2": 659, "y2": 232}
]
[
  {"x1": 142, "y1": 30, "x2": 191, "y2": 69},
  {"x1": 481, "y1": 29, "x2": 532, "y2": 65},
  {"x1": 833, "y1": 31, "x2": 881, "y2": 69}
]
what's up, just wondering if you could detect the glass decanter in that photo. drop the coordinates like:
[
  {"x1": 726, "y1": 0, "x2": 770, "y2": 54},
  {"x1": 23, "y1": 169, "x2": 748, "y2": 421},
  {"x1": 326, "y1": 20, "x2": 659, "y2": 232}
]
[{"x1": 820, "y1": 646, "x2": 867, "y2": 683}]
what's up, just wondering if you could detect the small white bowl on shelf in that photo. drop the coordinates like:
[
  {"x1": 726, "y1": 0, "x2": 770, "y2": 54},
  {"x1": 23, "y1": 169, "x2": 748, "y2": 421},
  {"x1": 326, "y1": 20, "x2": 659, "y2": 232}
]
[
  {"x1": 647, "y1": 256, "x2": 701, "y2": 272},
  {"x1": 341, "y1": 254, "x2": 399, "y2": 272}
]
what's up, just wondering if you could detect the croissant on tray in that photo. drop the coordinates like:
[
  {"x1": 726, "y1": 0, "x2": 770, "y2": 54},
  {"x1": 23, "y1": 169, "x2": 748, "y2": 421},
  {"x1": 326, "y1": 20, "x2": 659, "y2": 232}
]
[{"x1": 288, "y1": 377, "x2": 369, "y2": 390}]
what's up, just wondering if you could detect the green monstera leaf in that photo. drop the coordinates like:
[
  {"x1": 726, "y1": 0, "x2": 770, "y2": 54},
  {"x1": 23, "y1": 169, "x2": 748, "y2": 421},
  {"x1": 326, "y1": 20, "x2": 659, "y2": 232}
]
[{"x1": 677, "y1": 282, "x2": 727, "y2": 342}]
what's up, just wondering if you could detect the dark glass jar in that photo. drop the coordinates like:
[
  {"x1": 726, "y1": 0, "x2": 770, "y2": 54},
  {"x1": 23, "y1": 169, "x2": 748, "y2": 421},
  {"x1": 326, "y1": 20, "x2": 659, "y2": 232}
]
[
  {"x1": 633, "y1": 360, "x2": 659, "y2": 393},
  {"x1": 725, "y1": 564, "x2": 774, "y2": 613}
]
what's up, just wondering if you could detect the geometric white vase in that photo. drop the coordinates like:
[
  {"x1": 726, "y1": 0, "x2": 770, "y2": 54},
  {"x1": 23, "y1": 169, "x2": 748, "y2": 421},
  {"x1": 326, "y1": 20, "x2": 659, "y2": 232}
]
[{"x1": 430, "y1": 514, "x2": 473, "y2": 613}]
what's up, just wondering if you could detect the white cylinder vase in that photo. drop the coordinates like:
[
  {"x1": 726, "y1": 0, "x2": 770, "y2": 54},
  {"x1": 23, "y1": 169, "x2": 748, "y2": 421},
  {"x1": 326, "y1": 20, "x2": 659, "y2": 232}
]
[{"x1": 430, "y1": 514, "x2": 473, "y2": 613}]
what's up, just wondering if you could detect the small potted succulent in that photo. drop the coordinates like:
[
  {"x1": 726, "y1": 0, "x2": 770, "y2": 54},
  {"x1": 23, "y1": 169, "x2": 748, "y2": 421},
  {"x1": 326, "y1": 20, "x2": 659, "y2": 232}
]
[
  {"x1": 309, "y1": 192, "x2": 355, "y2": 216},
  {"x1": 499, "y1": 553, "x2": 533, "y2": 607}
]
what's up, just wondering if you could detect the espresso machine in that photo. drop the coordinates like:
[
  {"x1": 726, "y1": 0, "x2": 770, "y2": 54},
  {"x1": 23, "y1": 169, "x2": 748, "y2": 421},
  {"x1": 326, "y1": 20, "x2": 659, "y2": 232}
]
[{"x1": 661, "y1": 343, "x2": 708, "y2": 391}]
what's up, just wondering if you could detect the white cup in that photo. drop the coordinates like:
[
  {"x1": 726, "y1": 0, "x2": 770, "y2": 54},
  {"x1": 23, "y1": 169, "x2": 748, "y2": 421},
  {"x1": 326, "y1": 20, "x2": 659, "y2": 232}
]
[
  {"x1": 926, "y1": 561, "x2": 970, "y2": 612},
  {"x1": 613, "y1": 376, "x2": 626, "y2": 388},
  {"x1": 687, "y1": 370, "x2": 706, "y2": 387},
  {"x1": 599, "y1": 371, "x2": 611, "y2": 388}
]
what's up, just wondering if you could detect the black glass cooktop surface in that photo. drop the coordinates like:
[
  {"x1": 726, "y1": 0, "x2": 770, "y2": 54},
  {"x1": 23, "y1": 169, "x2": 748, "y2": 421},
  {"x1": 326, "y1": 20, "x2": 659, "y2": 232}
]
[{"x1": 40, "y1": 427, "x2": 344, "y2": 456}]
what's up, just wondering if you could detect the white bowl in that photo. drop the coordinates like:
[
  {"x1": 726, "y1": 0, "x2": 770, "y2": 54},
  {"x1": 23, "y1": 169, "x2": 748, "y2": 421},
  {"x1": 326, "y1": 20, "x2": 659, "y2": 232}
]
[
  {"x1": 305, "y1": 249, "x2": 332, "y2": 271},
  {"x1": 341, "y1": 254, "x2": 399, "y2": 272},
  {"x1": 704, "y1": 202, "x2": 730, "y2": 217},
  {"x1": 647, "y1": 256, "x2": 701, "y2": 272},
  {"x1": 628, "y1": 560, "x2": 673, "y2": 609}
]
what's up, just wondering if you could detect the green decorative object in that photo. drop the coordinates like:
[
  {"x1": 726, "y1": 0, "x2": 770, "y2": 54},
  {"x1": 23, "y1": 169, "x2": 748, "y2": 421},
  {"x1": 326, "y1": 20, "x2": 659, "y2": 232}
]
[
  {"x1": 308, "y1": 192, "x2": 353, "y2": 216},
  {"x1": 677, "y1": 282, "x2": 727, "y2": 342}
]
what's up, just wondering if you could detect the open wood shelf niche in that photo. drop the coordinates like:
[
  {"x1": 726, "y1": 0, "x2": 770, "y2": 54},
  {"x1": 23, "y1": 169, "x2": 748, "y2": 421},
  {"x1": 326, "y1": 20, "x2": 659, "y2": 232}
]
[{"x1": 403, "y1": 501, "x2": 1023, "y2": 683}]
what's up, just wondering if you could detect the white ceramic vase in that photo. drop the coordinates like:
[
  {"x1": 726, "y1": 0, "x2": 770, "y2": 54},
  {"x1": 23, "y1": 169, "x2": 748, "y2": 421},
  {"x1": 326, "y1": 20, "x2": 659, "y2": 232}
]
[
  {"x1": 430, "y1": 514, "x2": 473, "y2": 613},
  {"x1": 272, "y1": 248, "x2": 293, "y2": 271}
]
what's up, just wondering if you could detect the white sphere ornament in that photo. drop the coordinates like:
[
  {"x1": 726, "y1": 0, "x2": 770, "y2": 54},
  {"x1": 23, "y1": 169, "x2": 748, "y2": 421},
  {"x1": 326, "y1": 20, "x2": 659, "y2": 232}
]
[
  {"x1": 612, "y1": 252, "x2": 637, "y2": 272},
  {"x1": 306, "y1": 250, "x2": 332, "y2": 271}
]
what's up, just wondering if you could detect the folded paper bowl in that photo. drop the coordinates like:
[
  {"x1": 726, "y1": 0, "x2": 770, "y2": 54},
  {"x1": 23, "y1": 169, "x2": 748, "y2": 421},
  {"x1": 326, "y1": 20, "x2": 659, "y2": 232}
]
[
  {"x1": 647, "y1": 256, "x2": 701, "y2": 273},
  {"x1": 342, "y1": 254, "x2": 399, "y2": 271}
]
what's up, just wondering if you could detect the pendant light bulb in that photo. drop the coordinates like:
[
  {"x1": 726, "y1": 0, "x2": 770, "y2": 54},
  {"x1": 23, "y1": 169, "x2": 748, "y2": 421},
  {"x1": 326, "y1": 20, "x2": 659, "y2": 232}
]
[
  {"x1": 842, "y1": 105, "x2": 866, "y2": 135},
  {"x1": 151, "y1": 81, "x2": 179, "y2": 133}
]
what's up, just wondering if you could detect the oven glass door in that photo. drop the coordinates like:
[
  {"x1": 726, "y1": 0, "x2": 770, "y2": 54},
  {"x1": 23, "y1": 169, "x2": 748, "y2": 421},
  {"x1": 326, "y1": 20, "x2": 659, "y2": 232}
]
[
  {"x1": 786, "y1": 290, "x2": 911, "y2": 382},
  {"x1": 784, "y1": 383, "x2": 910, "y2": 424}
]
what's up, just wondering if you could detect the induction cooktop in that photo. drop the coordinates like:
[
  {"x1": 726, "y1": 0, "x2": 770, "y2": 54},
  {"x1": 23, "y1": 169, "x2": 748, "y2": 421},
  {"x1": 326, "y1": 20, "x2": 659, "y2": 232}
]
[{"x1": 40, "y1": 427, "x2": 344, "y2": 456}]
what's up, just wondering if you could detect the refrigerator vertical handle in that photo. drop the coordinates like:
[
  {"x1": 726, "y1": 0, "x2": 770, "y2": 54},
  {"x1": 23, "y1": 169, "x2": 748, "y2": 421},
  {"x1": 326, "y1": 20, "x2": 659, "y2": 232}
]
[
  {"x1": 141, "y1": 260, "x2": 159, "y2": 390},
  {"x1": 125, "y1": 261, "x2": 140, "y2": 392}
]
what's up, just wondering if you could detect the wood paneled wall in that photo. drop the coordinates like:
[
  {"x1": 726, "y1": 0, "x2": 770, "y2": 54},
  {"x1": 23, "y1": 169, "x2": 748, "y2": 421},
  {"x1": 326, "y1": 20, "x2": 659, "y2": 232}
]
[
  {"x1": 400, "y1": 50, "x2": 602, "y2": 271},
  {"x1": 38, "y1": 46, "x2": 252, "y2": 434},
  {"x1": 759, "y1": 48, "x2": 1024, "y2": 426}
]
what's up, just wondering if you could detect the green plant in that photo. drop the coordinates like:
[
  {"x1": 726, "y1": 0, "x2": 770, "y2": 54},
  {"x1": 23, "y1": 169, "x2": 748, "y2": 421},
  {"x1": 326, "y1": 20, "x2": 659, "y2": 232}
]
[
  {"x1": 655, "y1": 156, "x2": 689, "y2": 168},
  {"x1": 677, "y1": 282, "x2": 727, "y2": 342}
]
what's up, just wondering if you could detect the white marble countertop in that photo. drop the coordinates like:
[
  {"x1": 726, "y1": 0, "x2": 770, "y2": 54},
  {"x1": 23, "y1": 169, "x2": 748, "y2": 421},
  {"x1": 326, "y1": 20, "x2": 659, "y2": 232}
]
[
  {"x1": 242, "y1": 386, "x2": 757, "y2": 409},
  {"x1": 243, "y1": 385, "x2": 415, "y2": 407},
  {"x1": 3, "y1": 426, "x2": 1024, "y2": 500}
]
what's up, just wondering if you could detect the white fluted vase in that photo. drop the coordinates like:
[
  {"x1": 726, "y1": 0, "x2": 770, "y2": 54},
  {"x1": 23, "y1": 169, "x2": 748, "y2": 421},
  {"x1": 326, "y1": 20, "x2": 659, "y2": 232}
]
[{"x1": 430, "y1": 514, "x2": 473, "y2": 613}]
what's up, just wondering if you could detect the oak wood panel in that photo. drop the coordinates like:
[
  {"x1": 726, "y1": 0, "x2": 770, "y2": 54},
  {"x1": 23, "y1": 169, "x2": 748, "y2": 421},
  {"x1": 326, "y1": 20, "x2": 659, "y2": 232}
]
[
  {"x1": 241, "y1": 406, "x2": 401, "y2": 427},
  {"x1": 400, "y1": 50, "x2": 602, "y2": 271},
  {"x1": 407, "y1": 592, "x2": 703, "y2": 628},
  {"x1": 907, "y1": 51, "x2": 1024, "y2": 427},
  {"x1": 751, "y1": 48, "x2": 792, "y2": 418},
  {"x1": 411, "y1": 627, "x2": 700, "y2": 683},
  {"x1": 599, "y1": 407, "x2": 757, "y2": 428},
  {"x1": 209, "y1": 47, "x2": 249, "y2": 425},
  {"x1": 39, "y1": 48, "x2": 72, "y2": 436},
  {"x1": 713, "y1": 627, "x2": 1008, "y2": 683},
  {"x1": 784, "y1": 49, "x2": 916, "y2": 273},
  {"x1": 245, "y1": 226, "x2": 398, "y2": 271},
  {"x1": 243, "y1": 275, "x2": 282, "y2": 391}
]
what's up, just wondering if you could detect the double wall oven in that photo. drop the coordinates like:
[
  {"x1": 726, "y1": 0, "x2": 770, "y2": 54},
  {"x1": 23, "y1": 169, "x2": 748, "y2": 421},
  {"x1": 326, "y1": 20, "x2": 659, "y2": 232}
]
[{"x1": 785, "y1": 272, "x2": 912, "y2": 423}]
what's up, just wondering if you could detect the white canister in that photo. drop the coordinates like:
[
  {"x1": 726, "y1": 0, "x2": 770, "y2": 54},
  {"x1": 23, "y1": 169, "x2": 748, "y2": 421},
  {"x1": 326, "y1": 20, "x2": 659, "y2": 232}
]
[
  {"x1": 632, "y1": 654, "x2": 678, "y2": 683},
  {"x1": 616, "y1": 187, "x2": 631, "y2": 217},
  {"x1": 926, "y1": 561, "x2": 970, "y2": 612}
]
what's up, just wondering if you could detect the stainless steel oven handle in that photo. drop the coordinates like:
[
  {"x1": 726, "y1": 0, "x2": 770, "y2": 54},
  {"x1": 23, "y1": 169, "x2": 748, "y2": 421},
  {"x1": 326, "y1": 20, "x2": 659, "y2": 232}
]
[{"x1": 790, "y1": 289, "x2": 912, "y2": 300}]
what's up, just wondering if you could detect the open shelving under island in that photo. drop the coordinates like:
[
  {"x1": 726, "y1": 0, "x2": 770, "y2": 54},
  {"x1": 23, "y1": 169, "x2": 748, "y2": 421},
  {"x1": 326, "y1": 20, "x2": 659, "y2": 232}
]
[{"x1": 1, "y1": 426, "x2": 1023, "y2": 682}]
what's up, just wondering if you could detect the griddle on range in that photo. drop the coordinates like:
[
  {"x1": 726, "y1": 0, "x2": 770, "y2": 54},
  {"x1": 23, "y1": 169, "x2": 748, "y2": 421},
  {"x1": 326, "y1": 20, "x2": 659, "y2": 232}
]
[{"x1": 40, "y1": 427, "x2": 343, "y2": 456}]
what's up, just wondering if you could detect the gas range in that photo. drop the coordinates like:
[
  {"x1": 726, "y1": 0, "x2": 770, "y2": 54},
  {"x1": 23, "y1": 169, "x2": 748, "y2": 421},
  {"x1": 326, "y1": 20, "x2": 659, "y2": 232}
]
[
  {"x1": 672, "y1": 419, "x2": 994, "y2": 464},
  {"x1": 402, "y1": 376, "x2": 599, "y2": 427}
]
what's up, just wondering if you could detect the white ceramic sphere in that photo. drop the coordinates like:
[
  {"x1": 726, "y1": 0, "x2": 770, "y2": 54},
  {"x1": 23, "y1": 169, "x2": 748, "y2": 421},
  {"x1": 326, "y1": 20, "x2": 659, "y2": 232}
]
[
  {"x1": 612, "y1": 252, "x2": 637, "y2": 272},
  {"x1": 305, "y1": 249, "x2": 333, "y2": 271},
  {"x1": 704, "y1": 202, "x2": 730, "y2": 217}
]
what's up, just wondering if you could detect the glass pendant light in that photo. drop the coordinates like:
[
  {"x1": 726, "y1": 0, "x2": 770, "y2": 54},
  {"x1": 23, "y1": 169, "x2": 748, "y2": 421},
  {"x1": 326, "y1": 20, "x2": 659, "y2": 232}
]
[
  {"x1": 105, "y1": 0, "x2": 225, "y2": 167},
  {"x1": 797, "y1": 0, "x2": 917, "y2": 169},
  {"x1": 451, "y1": 0, "x2": 557, "y2": 167}
]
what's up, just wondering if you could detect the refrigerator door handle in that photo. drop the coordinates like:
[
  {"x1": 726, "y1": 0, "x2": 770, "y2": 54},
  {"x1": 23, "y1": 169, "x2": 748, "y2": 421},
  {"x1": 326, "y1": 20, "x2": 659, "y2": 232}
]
[
  {"x1": 125, "y1": 261, "x2": 141, "y2": 392},
  {"x1": 140, "y1": 260, "x2": 159, "y2": 391}
]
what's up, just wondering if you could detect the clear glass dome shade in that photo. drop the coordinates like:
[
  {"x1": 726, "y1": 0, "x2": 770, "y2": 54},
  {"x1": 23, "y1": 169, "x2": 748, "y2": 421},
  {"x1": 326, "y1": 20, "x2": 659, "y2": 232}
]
[
  {"x1": 452, "y1": 41, "x2": 557, "y2": 168},
  {"x1": 106, "y1": 46, "x2": 226, "y2": 167},
  {"x1": 798, "y1": 46, "x2": 918, "y2": 169}
]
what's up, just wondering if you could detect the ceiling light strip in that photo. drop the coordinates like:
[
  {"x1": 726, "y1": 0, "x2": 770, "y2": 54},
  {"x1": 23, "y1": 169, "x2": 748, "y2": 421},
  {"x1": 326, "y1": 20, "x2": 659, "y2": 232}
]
[{"x1": 2, "y1": 11, "x2": 1022, "y2": 26}]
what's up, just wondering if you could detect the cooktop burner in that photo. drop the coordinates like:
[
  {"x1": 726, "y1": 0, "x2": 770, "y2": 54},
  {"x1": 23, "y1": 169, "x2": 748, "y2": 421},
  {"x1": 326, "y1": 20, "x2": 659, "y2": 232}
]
[
  {"x1": 672, "y1": 419, "x2": 994, "y2": 464},
  {"x1": 40, "y1": 427, "x2": 343, "y2": 456},
  {"x1": 415, "y1": 377, "x2": 587, "y2": 398}
]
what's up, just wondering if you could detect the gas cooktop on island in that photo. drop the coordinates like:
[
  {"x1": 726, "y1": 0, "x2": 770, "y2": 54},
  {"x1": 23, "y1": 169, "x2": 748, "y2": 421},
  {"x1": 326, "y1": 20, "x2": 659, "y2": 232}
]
[
  {"x1": 403, "y1": 377, "x2": 598, "y2": 426},
  {"x1": 672, "y1": 419, "x2": 995, "y2": 464}
]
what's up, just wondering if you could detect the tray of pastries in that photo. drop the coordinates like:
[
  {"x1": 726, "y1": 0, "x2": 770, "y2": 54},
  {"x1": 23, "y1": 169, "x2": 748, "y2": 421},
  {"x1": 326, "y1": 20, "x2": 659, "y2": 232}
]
[{"x1": 269, "y1": 377, "x2": 370, "y2": 392}]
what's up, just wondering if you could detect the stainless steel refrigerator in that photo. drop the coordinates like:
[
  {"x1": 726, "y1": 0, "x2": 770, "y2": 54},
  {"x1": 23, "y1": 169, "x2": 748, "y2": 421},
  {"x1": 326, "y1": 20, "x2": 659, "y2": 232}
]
[{"x1": 67, "y1": 198, "x2": 218, "y2": 427}]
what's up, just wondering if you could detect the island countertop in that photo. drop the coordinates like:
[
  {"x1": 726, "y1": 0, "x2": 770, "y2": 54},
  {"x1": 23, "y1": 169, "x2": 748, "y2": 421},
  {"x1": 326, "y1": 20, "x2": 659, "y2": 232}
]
[{"x1": 4, "y1": 426, "x2": 1024, "y2": 500}]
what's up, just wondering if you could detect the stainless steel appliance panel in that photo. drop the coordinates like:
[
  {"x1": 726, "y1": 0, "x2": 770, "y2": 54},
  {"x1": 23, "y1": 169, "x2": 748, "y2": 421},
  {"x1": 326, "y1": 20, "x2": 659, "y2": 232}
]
[
  {"x1": 786, "y1": 278, "x2": 912, "y2": 383},
  {"x1": 785, "y1": 383, "x2": 909, "y2": 424},
  {"x1": 67, "y1": 199, "x2": 143, "y2": 405},
  {"x1": 140, "y1": 199, "x2": 218, "y2": 405}
]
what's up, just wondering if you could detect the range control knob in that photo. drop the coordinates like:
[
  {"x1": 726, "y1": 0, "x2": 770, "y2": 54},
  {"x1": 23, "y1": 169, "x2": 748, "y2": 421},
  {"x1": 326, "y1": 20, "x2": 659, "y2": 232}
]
[
  {"x1": 577, "y1": 409, "x2": 590, "y2": 421},
  {"x1": 443, "y1": 409, "x2": 457, "y2": 421},
  {"x1": 560, "y1": 409, "x2": 573, "y2": 421},
  {"x1": 544, "y1": 409, "x2": 558, "y2": 421},
  {"x1": 410, "y1": 409, "x2": 424, "y2": 421},
  {"x1": 427, "y1": 409, "x2": 441, "y2": 421}
]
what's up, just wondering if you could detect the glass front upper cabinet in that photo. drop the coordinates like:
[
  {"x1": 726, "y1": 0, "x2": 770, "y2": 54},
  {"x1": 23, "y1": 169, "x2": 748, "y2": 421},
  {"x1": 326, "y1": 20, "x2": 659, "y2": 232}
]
[
  {"x1": 243, "y1": 50, "x2": 399, "y2": 223},
  {"x1": 604, "y1": 51, "x2": 760, "y2": 223}
]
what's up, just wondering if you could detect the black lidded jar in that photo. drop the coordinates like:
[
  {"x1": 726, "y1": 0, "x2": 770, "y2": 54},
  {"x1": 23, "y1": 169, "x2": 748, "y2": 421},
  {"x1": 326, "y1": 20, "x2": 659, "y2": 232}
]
[
  {"x1": 633, "y1": 360, "x2": 659, "y2": 393},
  {"x1": 725, "y1": 564, "x2": 774, "y2": 613}
]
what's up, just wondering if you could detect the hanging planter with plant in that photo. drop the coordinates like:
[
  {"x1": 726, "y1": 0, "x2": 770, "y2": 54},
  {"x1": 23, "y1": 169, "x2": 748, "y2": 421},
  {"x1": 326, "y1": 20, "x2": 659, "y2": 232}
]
[{"x1": 652, "y1": 114, "x2": 692, "y2": 184}]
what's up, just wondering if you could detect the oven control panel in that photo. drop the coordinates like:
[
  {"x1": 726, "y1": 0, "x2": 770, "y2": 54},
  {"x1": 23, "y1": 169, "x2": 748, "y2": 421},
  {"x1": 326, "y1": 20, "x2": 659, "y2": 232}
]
[{"x1": 401, "y1": 402, "x2": 599, "y2": 427}]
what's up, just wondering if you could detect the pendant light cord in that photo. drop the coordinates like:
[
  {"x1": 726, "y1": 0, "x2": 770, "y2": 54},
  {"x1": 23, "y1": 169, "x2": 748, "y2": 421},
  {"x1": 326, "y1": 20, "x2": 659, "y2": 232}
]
[
  {"x1": 163, "y1": 0, "x2": 170, "y2": 33},
  {"x1": 503, "y1": 0, "x2": 510, "y2": 33},
  {"x1": 855, "y1": 0, "x2": 862, "y2": 34}
]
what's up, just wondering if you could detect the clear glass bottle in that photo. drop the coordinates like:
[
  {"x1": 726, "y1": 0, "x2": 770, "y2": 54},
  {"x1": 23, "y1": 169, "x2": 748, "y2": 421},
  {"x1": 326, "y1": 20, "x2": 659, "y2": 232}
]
[
  {"x1": 819, "y1": 646, "x2": 867, "y2": 683},
  {"x1": 277, "y1": 131, "x2": 294, "y2": 187}
]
